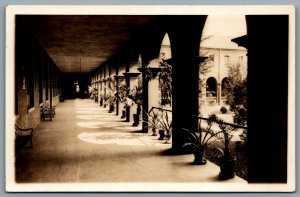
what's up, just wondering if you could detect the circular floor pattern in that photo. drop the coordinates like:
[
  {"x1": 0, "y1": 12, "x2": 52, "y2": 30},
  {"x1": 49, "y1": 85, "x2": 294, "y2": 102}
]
[{"x1": 77, "y1": 132, "x2": 170, "y2": 146}]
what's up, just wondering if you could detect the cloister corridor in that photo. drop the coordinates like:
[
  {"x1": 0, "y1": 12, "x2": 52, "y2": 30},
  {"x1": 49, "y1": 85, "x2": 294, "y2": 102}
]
[{"x1": 14, "y1": 99, "x2": 246, "y2": 184}]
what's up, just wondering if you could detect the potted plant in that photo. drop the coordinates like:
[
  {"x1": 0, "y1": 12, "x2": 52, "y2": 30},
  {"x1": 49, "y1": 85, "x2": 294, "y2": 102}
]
[
  {"x1": 143, "y1": 109, "x2": 161, "y2": 136},
  {"x1": 117, "y1": 83, "x2": 128, "y2": 119},
  {"x1": 99, "y1": 93, "x2": 104, "y2": 106},
  {"x1": 93, "y1": 88, "x2": 98, "y2": 102},
  {"x1": 106, "y1": 93, "x2": 115, "y2": 113},
  {"x1": 215, "y1": 118, "x2": 239, "y2": 179},
  {"x1": 182, "y1": 114, "x2": 222, "y2": 165},
  {"x1": 156, "y1": 109, "x2": 172, "y2": 143},
  {"x1": 127, "y1": 80, "x2": 143, "y2": 126}
]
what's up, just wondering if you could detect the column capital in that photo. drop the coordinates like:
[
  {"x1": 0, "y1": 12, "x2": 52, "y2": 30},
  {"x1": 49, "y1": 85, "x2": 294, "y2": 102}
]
[
  {"x1": 123, "y1": 72, "x2": 141, "y2": 78},
  {"x1": 113, "y1": 74, "x2": 126, "y2": 80},
  {"x1": 138, "y1": 67, "x2": 162, "y2": 79}
]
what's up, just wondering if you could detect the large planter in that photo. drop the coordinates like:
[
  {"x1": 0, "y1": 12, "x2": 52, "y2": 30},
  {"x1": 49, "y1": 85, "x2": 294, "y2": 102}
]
[
  {"x1": 152, "y1": 128, "x2": 158, "y2": 136},
  {"x1": 121, "y1": 110, "x2": 126, "y2": 119},
  {"x1": 158, "y1": 129, "x2": 165, "y2": 140},
  {"x1": 193, "y1": 146, "x2": 207, "y2": 165},
  {"x1": 218, "y1": 156, "x2": 236, "y2": 180},
  {"x1": 164, "y1": 134, "x2": 171, "y2": 144},
  {"x1": 132, "y1": 114, "x2": 139, "y2": 126},
  {"x1": 108, "y1": 104, "x2": 114, "y2": 113}
]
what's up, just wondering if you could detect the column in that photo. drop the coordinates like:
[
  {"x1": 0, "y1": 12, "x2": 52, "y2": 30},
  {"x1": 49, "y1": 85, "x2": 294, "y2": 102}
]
[
  {"x1": 123, "y1": 72, "x2": 141, "y2": 122},
  {"x1": 233, "y1": 15, "x2": 288, "y2": 183},
  {"x1": 217, "y1": 83, "x2": 221, "y2": 105},
  {"x1": 166, "y1": 15, "x2": 207, "y2": 152},
  {"x1": 167, "y1": 56, "x2": 206, "y2": 151},
  {"x1": 99, "y1": 79, "x2": 104, "y2": 106},
  {"x1": 114, "y1": 75, "x2": 125, "y2": 116}
]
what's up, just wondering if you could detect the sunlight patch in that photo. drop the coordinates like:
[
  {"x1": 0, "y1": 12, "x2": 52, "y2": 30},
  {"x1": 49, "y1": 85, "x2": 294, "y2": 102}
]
[
  {"x1": 77, "y1": 132, "x2": 170, "y2": 146},
  {"x1": 77, "y1": 132, "x2": 145, "y2": 146}
]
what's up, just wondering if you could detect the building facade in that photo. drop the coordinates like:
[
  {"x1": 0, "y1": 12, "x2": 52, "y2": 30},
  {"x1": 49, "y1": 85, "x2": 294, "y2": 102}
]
[{"x1": 200, "y1": 36, "x2": 248, "y2": 105}]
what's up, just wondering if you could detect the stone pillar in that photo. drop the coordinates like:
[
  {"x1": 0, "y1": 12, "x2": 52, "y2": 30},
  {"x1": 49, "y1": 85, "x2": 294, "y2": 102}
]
[
  {"x1": 168, "y1": 56, "x2": 206, "y2": 152},
  {"x1": 123, "y1": 72, "x2": 141, "y2": 122},
  {"x1": 97, "y1": 71, "x2": 101, "y2": 105},
  {"x1": 103, "y1": 79, "x2": 107, "y2": 108},
  {"x1": 114, "y1": 75, "x2": 125, "y2": 116},
  {"x1": 99, "y1": 80, "x2": 103, "y2": 106},
  {"x1": 217, "y1": 83, "x2": 221, "y2": 105},
  {"x1": 138, "y1": 67, "x2": 160, "y2": 133},
  {"x1": 233, "y1": 15, "x2": 289, "y2": 183},
  {"x1": 165, "y1": 15, "x2": 207, "y2": 152}
]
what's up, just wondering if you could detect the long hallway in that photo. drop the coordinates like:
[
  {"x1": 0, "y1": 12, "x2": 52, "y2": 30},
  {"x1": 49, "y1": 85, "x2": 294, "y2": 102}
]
[{"x1": 15, "y1": 99, "x2": 246, "y2": 184}]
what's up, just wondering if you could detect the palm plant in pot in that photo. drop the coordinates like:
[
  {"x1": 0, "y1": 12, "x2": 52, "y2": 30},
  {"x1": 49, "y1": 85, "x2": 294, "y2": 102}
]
[
  {"x1": 183, "y1": 114, "x2": 222, "y2": 165},
  {"x1": 215, "y1": 118, "x2": 239, "y2": 179},
  {"x1": 107, "y1": 79, "x2": 116, "y2": 113},
  {"x1": 117, "y1": 83, "x2": 128, "y2": 119},
  {"x1": 93, "y1": 88, "x2": 98, "y2": 102},
  {"x1": 106, "y1": 93, "x2": 116, "y2": 113},
  {"x1": 127, "y1": 80, "x2": 143, "y2": 126},
  {"x1": 156, "y1": 109, "x2": 172, "y2": 143},
  {"x1": 99, "y1": 93, "x2": 104, "y2": 106},
  {"x1": 143, "y1": 109, "x2": 161, "y2": 136}
]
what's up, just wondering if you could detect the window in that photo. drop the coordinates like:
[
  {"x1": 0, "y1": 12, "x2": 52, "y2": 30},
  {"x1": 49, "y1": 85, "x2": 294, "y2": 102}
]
[{"x1": 224, "y1": 55, "x2": 230, "y2": 66}]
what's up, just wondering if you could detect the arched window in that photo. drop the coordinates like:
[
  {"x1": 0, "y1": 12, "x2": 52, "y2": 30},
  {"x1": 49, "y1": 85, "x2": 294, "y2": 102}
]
[
  {"x1": 221, "y1": 77, "x2": 229, "y2": 97},
  {"x1": 206, "y1": 77, "x2": 217, "y2": 97}
]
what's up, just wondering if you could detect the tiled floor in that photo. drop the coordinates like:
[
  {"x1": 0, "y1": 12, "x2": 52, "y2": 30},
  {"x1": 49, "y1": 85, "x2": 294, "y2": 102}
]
[{"x1": 13, "y1": 99, "x2": 246, "y2": 189}]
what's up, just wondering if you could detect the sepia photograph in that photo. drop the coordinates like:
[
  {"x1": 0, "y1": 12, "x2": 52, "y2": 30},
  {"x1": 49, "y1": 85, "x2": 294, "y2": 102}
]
[{"x1": 5, "y1": 5, "x2": 295, "y2": 192}]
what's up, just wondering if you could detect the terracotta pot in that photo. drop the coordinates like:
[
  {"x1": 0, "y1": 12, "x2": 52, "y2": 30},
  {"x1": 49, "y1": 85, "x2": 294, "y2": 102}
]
[
  {"x1": 218, "y1": 156, "x2": 236, "y2": 180},
  {"x1": 132, "y1": 114, "x2": 139, "y2": 126},
  {"x1": 193, "y1": 146, "x2": 207, "y2": 165},
  {"x1": 152, "y1": 128, "x2": 158, "y2": 136},
  {"x1": 158, "y1": 129, "x2": 165, "y2": 140},
  {"x1": 121, "y1": 110, "x2": 126, "y2": 119},
  {"x1": 164, "y1": 134, "x2": 171, "y2": 144},
  {"x1": 108, "y1": 104, "x2": 114, "y2": 113}
]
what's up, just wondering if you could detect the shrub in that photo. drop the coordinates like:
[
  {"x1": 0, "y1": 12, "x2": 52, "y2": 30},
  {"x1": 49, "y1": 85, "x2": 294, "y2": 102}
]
[{"x1": 220, "y1": 106, "x2": 227, "y2": 114}]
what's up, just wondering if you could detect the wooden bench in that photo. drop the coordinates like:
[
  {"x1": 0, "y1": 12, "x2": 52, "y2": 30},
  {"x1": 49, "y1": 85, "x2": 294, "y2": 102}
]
[
  {"x1": 41, "y1": 105, "x2": 55, "y2": 121},
  {"x1": 15, "y1": 125, "x2": 33, "y2": 156}
]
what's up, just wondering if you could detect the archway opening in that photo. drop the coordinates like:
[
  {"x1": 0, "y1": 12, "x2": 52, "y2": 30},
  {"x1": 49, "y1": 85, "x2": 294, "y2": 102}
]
[
  {"x1": 206, "y1": 77, "x2": 217, "y2": 97},
  {"x1": 221, "y1": 77, "x2": 229, "y2": 97}
]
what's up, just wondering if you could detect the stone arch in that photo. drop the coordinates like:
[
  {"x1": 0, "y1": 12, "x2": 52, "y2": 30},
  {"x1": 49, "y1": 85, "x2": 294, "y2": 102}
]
[
  {"x1": 206, "y1": 77, "x2": 217, "y2": 97},
  {"x1": 159, "y1": 33, "x2": 172, "y2": 60},
  {"x1": 221, "y1": 77, "x2": 229, "y2": 97},
  {"x1": 140, "y1": 22, "x2": 168, "y2": 63}
]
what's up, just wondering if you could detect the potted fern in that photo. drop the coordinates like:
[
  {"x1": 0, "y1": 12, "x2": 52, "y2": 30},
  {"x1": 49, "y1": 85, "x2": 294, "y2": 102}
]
[
  {"x1": 127, "y1": 80, "x2": 143, "y2": 126},
  {"x1": 156, "y1": 109, "x2": 172, "y2": 143},
  {"x1": 117, "y1": 83, "x2": 128, "y2": 119},
  {"x1": 183, "y1": 114, "x2": 222, "y2": 165},
  {"x1": 106, "y1": 93, "x2": 115, "y2": 113},
  {"x1": 215, "y1": 118, "x2": 239, "y2": 179},
  {"x1": 143, "y1": 109, "x2": 161, "y2": 136}
]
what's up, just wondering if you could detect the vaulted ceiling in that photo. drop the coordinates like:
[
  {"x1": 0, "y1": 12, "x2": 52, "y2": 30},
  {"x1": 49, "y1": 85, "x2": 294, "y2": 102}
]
[{"x1": 20, "y1": 15, "x2": 158, "y2": 73}]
